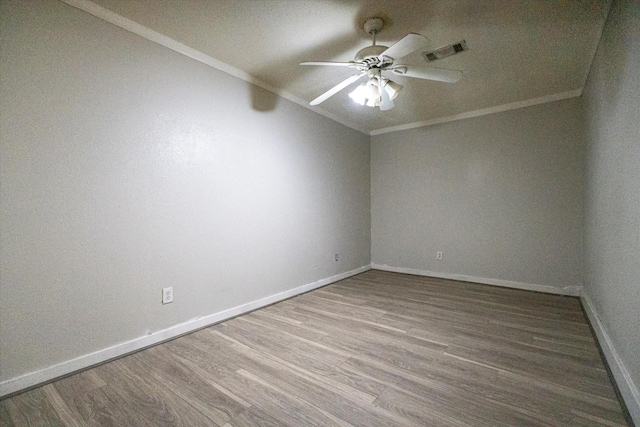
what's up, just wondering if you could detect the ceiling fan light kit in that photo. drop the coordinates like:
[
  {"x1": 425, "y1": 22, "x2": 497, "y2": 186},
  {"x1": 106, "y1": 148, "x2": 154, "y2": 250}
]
[
  {"x1": 348, "y1": 71, "x2": 404, "y2": 110},
  {"x1": 383, "y1": 79, "x2": 404, "y2": 100},
  {"x1": 300, "y1": 17, "x2": 467, "y2": 110},
  {"x1": 348, "y1": 82, "x2": 377, "y2": 107}
]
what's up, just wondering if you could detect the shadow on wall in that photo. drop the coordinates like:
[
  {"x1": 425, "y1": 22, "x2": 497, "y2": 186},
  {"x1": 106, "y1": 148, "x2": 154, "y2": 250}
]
[{"x1": 250, "y1": 86, "x2": 280, "y2": 112}]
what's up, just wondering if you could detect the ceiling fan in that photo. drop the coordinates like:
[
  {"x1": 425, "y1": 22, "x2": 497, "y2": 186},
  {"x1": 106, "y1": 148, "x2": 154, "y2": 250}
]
[{"x1": 300, "y1": 17, "x2": 468, "y2": 110}]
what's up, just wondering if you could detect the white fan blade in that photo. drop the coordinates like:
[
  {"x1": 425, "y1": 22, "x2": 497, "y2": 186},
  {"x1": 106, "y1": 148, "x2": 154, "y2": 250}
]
[
  {"x1": 300, "y1": 61, "x2": 359, "y2": 67},
  {"x1": 391, "y1": 65, "x2": 462, "y2": 83},
  {"x1": 379, "y1": 83, "x2": 394, "y2": 111},
  {"x1": 380, "y1": 34, "x2": 429, "y2": 60},
  {"x1": 310, "y1": 73, "x2": 366, "y2": 106}
]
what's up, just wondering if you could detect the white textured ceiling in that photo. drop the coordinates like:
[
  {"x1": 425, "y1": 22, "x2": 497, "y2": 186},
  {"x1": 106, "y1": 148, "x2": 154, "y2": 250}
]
[{"x1": 84, "y1": 0, "x2": 610, "y2": 134}]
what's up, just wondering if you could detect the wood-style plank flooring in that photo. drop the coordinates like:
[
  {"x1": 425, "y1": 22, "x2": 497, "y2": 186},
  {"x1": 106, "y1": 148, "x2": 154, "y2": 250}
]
[{"x1": 1, "y1": 270, "x2": 631, "y2": 426}]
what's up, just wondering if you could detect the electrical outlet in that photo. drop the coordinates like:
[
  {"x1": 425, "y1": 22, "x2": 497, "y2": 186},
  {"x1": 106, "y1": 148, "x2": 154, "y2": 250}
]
[
  {"x1": 335, "y1": 253, "x2": 339, "y2": 262},
  {"x1": 162, "y1": 287, "x2": 173, "y2": 304},
  {"x1": 436, "y1": 251, "x2": 443, "y2": 260}
]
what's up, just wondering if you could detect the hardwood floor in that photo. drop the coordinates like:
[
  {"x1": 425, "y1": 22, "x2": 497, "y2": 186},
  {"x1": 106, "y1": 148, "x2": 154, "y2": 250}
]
[{"x1": 1, "y1": 270, "x2": 631, "y2": 426}]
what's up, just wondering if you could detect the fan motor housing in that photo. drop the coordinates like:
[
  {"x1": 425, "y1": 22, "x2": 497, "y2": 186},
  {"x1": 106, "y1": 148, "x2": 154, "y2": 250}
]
[{"x1": 354, "y1": 45, "x2": 388, "y2": 62}]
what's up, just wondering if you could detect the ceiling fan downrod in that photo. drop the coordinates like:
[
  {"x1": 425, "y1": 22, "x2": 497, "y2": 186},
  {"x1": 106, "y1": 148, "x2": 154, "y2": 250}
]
[{"x1": 364, "y1": 17, "x2": 384, "y2": 46}]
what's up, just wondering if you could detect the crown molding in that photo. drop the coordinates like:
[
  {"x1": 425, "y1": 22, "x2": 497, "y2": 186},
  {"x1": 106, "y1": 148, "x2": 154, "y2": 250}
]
[
  {"x1": 370, "y1": 88, "x2": 584, "y2": 136},
  {"x1": 58, "y1": 0, "x2": 370, "y2": 135},
  {"x1": 60, "y1": 0, "x2": 585, "y2": 138}
]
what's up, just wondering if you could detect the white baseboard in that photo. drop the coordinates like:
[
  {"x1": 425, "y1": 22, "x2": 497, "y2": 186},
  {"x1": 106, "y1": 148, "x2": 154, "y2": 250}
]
[
  {"x1": 371, "y1": 264, "x2": 582, "y2": 296},
  {"x1": 0, "y1": 264, "x2": 371, "y2": 398},
  {"x1": 581, "y1": 293, "x2": 640, "y2": 425}
]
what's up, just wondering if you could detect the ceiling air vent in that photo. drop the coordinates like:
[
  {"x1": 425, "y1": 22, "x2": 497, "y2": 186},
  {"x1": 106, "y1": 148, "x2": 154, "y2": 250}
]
[{"x1": 422, "y1": 40, "x2": 468, "y2": 62}]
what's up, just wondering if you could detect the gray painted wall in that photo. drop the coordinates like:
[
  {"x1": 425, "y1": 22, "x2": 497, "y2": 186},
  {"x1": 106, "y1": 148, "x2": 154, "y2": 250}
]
[
  {"x1": 0, "y1": 0, "x2": 370, "y2": 383},
  {"x1": 582, "y1": 0, "x2": 640, "y2": 415},
  {"x1": 371, "y1": 99, "x2": 585, "y2": 292}
]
